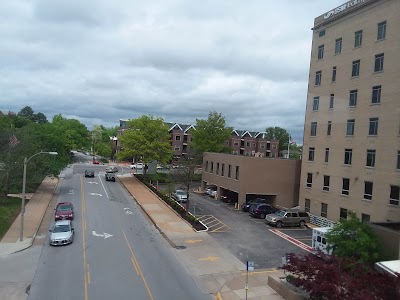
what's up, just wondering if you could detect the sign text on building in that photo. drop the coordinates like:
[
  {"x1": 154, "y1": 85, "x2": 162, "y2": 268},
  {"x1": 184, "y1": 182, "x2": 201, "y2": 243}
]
[{"x1": 324, "y1": 0, "x2": 365, "y2": 19}]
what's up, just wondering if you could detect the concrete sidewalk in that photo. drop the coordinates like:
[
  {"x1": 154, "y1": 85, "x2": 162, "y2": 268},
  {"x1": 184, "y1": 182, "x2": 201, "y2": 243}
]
[
  {"x1": 118, "y1": 175, "x2": 285, "y2": 300},
  {"x1": 0, "y1": 177, "x2": 59, "y2": 255}
]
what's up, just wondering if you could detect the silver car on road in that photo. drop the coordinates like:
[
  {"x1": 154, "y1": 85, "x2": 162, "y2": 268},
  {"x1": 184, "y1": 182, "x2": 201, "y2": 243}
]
[{"x1": 49, "y1": 220, "x2": 74, "y2": 246}]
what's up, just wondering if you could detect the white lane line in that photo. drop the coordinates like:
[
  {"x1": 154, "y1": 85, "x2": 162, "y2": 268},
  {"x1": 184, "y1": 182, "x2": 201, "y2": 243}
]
[{"x1": 98, "y1": 174, "x2": 109, "y2": 198}]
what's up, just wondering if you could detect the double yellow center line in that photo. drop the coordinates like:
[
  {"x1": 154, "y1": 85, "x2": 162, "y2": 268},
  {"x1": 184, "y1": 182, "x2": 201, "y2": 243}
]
[{"x1": 81, "y1": 176, "x2": 89, "y2": 300}]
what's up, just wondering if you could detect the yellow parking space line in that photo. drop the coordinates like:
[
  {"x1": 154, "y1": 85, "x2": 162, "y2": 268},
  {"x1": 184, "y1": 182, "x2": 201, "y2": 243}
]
[
  {"x1": 87, "y1": 264, "x2": 91, "y2": 284},
  {"x1": 216, "y1": 292, "x2": 223, "y2": 300}
]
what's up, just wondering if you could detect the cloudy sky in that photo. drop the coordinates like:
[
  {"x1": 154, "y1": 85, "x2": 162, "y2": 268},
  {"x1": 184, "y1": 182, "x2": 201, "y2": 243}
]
[{"x1": 0, "y1": 0, "x2": 344, "y2": 143}]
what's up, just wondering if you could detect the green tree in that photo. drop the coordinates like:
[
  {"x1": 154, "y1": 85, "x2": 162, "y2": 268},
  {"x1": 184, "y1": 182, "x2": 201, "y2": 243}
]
[
  {"x1": 17, "y1": 106, "x2": 35, "y2": 120},
  {"x1": 33, "y1": 112, "x2": 48, "y2": 124},
  {"x1": 96, "y1": 142, "x2": 112, "y2": 158},
  {"x1": 326, "y1": 211, "x2": 382, "y2": 263},
  {"x1": 190, "y1": 111, "x2": 232, "y2": 162},
  {"x1": 265, "y1": 126, "x2": 290, "y2": 154},
  {"x1": 52, "y1": 114, "x2": 90, "y2": 150},
  {"x1": 116, "y1": 115, "x2": 173, "y2": 176}
]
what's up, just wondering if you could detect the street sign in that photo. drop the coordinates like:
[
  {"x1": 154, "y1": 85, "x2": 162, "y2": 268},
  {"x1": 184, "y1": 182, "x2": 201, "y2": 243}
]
[{"x1": 247, "y1": 261, "x2": 254, "y2": 271}]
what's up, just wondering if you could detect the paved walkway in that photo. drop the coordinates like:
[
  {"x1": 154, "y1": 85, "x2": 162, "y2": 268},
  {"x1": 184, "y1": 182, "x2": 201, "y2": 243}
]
[{"x1": 0, "y1": 174, "x2": 286, "y2": 300}]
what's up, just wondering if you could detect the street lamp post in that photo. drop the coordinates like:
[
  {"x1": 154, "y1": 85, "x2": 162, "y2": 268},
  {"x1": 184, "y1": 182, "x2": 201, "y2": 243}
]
[{"x1": 20, "y1": 151, "x2": 58, "y2": 242}]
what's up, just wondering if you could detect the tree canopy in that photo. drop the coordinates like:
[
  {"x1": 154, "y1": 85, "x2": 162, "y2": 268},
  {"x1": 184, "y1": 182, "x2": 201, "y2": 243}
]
[
  {"x1": 265, "y1": 126, "x2": 290, "y2": 154},
  {"x1": 325, "y1": 211, "x2": 382, "y2": 263},
  {"x1": 116, "y1": 115, "x2": 172, "y2": 165},
  {"x1": 190, "y1": 111, "x2": 232, "y2": 161}
]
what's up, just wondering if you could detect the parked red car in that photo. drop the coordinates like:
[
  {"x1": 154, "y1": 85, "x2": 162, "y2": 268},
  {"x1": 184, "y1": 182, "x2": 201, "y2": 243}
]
[
  {"x1": 55, "y1": 202, "x2": 74, "y2": 221},
  {"x1": 93, "y1": 160, "x2": 100, "y2": 164}
]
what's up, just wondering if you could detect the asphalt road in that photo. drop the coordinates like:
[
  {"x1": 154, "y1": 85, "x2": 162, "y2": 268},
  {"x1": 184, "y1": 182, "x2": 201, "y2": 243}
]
[{"x1": 28, "y1": 161, "x2": 212, "y2": 300}]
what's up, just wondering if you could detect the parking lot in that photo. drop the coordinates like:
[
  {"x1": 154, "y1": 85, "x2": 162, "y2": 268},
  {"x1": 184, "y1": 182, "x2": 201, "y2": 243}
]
[{"x1": 186, "y1": 191, "x2": 314, "y2": 269}]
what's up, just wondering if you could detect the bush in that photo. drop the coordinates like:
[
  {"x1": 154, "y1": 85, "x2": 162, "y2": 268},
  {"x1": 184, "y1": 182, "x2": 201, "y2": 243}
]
[{"x1": 135, "y1": 175, "x2": 206, "y2": 231}]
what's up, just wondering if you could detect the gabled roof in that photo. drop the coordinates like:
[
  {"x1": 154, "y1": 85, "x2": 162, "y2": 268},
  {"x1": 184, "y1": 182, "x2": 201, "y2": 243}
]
[
  {"x1": 183, "y1": 124, "x2": 196, "y2": 133},
  {"x1": 241, "y1": 131, "x2": 252, "y2": 138},
  {"x1": 254, "y1": 132, "x2": 267, "y2": 138},
  {"x1": 169, "y1": 123, "x2": 183, "y2": 131}
]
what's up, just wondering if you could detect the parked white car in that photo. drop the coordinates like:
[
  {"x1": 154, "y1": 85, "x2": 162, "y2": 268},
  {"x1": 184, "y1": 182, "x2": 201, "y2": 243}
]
[{"x1": 129, "y1": 163, "x2": 144, "y2": 169}]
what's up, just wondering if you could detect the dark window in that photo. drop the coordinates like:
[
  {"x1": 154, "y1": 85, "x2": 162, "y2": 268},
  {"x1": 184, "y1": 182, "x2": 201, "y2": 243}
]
[
  {"x1": 342, "y1": 178, "x2": 350, "y2": 195},
  {"x1": 332, "y1": 66, "x2": 337, "y2": 82},
  {"x1": 308, "y1": 147, "x2": 315, "y2": 161},
  {"x1": 366, "y1": 150, "x2": 376, "y2": 167},
  {"x1": 361, "y1": 214, "x2": 370, "y2": 223},
  {"x1": 372, "y1": 86, "x2": 381, "y2": 104},
  {"x1": 321, "y1": 203, "x2": 328, "y2": 218},
  {"x1": 205, "y1": 161, "x2": 208, "y2": 172},
  {"x1": 228, "y1": 164, "x2": 231, "y2": 178},
  {"x1": 390, "y1": 185, "x2": 399, "y2": 205},
  {"x1": 313, "y1": 97, "x2": 319, "y2": 111},
  {"x1": 329, "y1": 94, "x2": 334, "y2": 109},
  {"x1": 377, "y1": 21, "x2": 386, "y2": 40},
  {"x1": 349, "y1": 90, "x2": 358, "y2": 106},
  {"x1": 305, "y1": 199, "x2": 311, "y2": 212},
  {"x1": 325, "y1": 148, "x2": 329, "y2": 163},
  {"x1": 374, "y1": 53, "x2": 384, "y2": 72},
  {"x1": 397, "y1": 151, "x2": 400, "y2": 170},
  {"x1": 318, "y1": 45, "x2": 324, "y2": 60},
  {"x1": 323, "y1": 175, "x2": 330, "y2": 191},
  {"x1": 235, "y1": 166, "x2": 239, "y2": 180},
  {"x1": 346, "y1": 119, "x2": 355, "y2": 135},
  {"x1": 310, "y1": 122, "x2": 317, "y2": 136},
  {"x1": 307, "y1": 173, "x2": 313, "y2": 188},
  {"x1": 216, "y1": 163, "x2": 219, "y2": 175},
  {"x1": 319, "y1": 30, "x2": 325, "y2": 37},
  {"x1": 364, "y1": 181, "x2": 373, "y2": 200},
  {"x1": 327, "y1": 121, "x2": 332, "y2": 136},
  {"x1": 340, "y1": 208, "x2": 348, "y2": 220},
  {"x1": 354, "y1": 30, "x2": 363, "y2": 47},
  {"x1": 369, "y1": 118, "x2": 379, "y2": 135},
  {"x1": 175, "y1": 135, "x2": 181, "y2": 141},
  {"x1": 221, "y1": 164, "x2": 225, "y2": 176},
  {"x1": 315, "y1": 71, "x2": 322, "y2": 85},
  {"x1": 335, "y1": 38, "x2": 342, "y2": 54},
  {"x1": 344, "y1": 149, "x2": 353, "y2": 165},
  {"x1": 210, "y1": 162, "x2": 214, "y2": 173},
  {"x1": 352, "y1": 60, "x2": 360, "y2": 77}
]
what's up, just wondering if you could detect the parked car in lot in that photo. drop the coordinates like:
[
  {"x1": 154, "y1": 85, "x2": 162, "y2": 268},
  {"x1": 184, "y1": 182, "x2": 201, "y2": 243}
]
[
  {"x1": 249, "y1": 204, "x2": 278, "y2": 219},
  {"x1": 241, "y1": 198, "x2": 267, "y2": 212},
  {"x1": 105, "y1": 172, "x2": 116, "y2": 182},
  {"x1": 129, "y1": 163, "x2": 144, "y2": 169},
  {"x1": 55, "y1": 202, "x2": 74, "y2": 221},
  {"x1": 105, "y1": 166, "x2": 118, "y2": 173},
  {"x1": 265, "y1": 209, "x2": 310, "y2": 228},
  {"x1": 85, "y1": 170, "x2": 95, "y2": 178},
  {"x1": 172, "y1": 189, "x2": 188, "y2": 203},
  {"x1": 205, "y1": 185, "x2": 217, "y2": 196},
  {"x1": 49, "y1": 220, "x2": 74, "y2": 246}
]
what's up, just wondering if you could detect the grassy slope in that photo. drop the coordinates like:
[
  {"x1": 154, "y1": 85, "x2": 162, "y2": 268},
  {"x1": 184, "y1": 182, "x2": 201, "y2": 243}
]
[{"x1": 0, "y1": 197, "x2": 21, "y2": 240}]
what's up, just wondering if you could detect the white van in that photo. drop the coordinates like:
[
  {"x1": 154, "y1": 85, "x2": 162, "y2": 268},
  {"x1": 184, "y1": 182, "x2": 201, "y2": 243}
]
[{"x1": 312, "y1": 227, "x2": 333, "y2": 255}]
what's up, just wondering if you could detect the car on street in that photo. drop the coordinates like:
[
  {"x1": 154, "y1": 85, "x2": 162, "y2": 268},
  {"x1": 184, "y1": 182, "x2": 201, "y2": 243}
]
[
  {"x1": 249, "y1": 203, "x2": 278, "y2": 219},
  {"x1": 265, "y1": 209, "x2": 310, "y2": 228},
  {"x1": 105, "y1": 172, "x2": 116, "y2": 182},
  {"x1": 85, "y1": 170, "x2": 95, "y2": 177},
  {"x1": 55, "y1": 202, "x2": 74, "y2": 220},
  {"x1": 49, "y1": 220, "x2": 74, "y2": 246},
  {"x1": 129, "y1": 162, "x2": 144, "y2": 169},
  {"x1": 241, "y1": 198, "x2": 268, "y2": 212},
  {"x1": 105, "y1": 166, "x2": 118, "y2": 173},
  {"x1": 172, "y1": 189, "x2": 188, "y2": 203},
  {"x1": 93, "y1": 160, "x2": 100, "y2": 164}
]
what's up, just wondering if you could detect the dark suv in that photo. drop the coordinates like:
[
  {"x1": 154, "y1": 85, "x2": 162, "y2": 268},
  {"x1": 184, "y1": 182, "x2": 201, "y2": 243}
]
[
  {"x1": 105, "y1": 172, "x2": 116, "y2": 182},
  {"x1": 249, "y1": 204, "x2": 278, "y2": 219},
  {"x1": 85, "y1": 170, "x2": 94, "y2": 178},
  {"x1": 241, "y1": 198, "x2": 267, "y2": 212}
]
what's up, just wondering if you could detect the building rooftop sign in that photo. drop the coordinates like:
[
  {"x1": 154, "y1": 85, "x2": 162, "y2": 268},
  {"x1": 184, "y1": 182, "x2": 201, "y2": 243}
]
[{"x1": 324, "y1": 0, "x2": 365, "y2": 19}]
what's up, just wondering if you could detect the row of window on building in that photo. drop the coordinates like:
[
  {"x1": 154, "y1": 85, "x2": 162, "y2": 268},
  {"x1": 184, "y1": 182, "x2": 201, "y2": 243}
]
[
  {"x1": 310, "y1": 117, "x2": 383, "y2": 137},
  {"x1": 315, "y1": 52, "x2": 384, "y2": 86},
  {"x1": 204, "y1": 161, "x2": 239, "y2": 180},
  {"x1": 305, "y1": 200, "x2": 372, "y2": 223},
  {"x1": 317, "y1": 20, "x2": 387, "y2": 59},
  {"x1": 305, "y1": 173, "x2": 399, "y2": 206},
  {"x1": 312, "y1": 85, "x2": 382, "y2": 112},
  {"x1": 307, "y1": 148, "x2": 400, "y2": 169}
]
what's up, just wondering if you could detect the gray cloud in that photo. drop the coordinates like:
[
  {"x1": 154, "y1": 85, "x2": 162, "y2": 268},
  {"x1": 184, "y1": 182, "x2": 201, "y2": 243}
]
[{"x1": 0, "y1": 0, "x2": 344, "y2": 143}]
